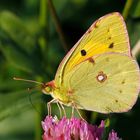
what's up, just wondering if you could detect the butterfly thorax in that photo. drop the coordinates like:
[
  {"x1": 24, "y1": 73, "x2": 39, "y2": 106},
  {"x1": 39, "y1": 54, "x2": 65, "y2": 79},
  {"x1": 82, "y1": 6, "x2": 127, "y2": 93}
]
[{"x1": 42, "y1": 80, "x2": 71, "y2": 105}]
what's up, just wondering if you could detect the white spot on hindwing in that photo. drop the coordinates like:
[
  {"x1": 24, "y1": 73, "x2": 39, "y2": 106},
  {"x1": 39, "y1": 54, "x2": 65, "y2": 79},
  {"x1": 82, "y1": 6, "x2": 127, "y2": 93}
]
[
  {"x1": 96, "y1": 71, "x2": 107, "y2": 83},
  {"x1": 98, "y1": 75, "x2": 104, "y2": 81}
]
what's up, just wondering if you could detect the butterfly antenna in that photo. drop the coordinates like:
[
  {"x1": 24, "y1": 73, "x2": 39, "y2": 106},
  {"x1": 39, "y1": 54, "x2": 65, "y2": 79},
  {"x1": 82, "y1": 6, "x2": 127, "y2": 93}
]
[{"x1": 13, "y1": 77, "x2": 44, "y2": 85}]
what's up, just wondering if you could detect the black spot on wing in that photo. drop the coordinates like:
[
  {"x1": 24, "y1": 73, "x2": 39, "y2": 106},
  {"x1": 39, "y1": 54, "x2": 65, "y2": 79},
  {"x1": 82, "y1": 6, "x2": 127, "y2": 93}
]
[
  {"x1": 81, "y1": 49, "x2": 86, "y2": 56},
  {"x1": 108, "y1": 43, "x2": 114, "y2": 48}
]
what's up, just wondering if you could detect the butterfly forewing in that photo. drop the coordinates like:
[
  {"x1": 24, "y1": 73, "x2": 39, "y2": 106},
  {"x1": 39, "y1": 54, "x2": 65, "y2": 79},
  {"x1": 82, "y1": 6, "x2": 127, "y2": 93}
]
[{"x1": 55, "y1": 12, "x2": 130, "y2": 87}]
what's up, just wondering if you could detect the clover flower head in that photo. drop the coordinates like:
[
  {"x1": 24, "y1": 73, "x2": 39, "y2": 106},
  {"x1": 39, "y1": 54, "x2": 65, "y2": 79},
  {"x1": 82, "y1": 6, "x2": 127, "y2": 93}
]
[
  {"x1": 42, "y1": 116, "x2": 121, "y2": 140},
  {"x1": 42, "y1": 116, "x2": 104, "y2": 140}
]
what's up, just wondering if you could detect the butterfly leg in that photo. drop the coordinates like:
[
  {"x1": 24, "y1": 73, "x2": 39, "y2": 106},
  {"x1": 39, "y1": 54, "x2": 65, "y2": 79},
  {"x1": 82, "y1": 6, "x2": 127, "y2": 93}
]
[
  {"x1": 72, "y1": 102, "x2": 85, "y2": 121},
  {"x1": 47, "y1": 98, "x2": 58, "y2": 116},
  {"x1": 56, "y1": 102, "x2": 62, "y2": 118},
  {"x1": 59, "y1": 102, "x2": 66, "y2": 117}
]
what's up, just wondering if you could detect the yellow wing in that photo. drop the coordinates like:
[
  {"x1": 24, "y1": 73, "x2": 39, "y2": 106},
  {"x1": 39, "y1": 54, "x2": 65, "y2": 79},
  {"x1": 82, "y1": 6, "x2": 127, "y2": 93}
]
[
  {"x1": 63, "y1": 53, "x2": 140, "y2": 113},
  {"x1": 55, "y1": 12, "x2": 130, "y2": 87}
]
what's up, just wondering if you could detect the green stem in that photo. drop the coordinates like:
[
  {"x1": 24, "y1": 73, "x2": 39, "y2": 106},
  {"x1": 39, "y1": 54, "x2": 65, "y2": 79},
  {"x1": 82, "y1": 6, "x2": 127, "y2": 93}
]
[
  {"x1": 122, "y1": 0, "x2": 133, "y2": 20},
  {"x1": 39, "y1": 0, "x2": 48, "y2": 28},
  {"x1": 35, "y1": 104, "x2": 43, "y2": 140},
  {"x1": 48, "y1": 0, "x2": 69, "y2": 52},
  {"x1": 39, "y1": 0, "x2": 48, "y2": 52}
]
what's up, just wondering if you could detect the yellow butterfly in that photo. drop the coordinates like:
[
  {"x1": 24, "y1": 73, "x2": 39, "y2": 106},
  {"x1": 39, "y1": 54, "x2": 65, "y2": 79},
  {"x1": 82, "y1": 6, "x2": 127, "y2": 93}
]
[
  {"x1": 15, "y1": 12, "x2": 140, "y2": 114},
  {"x1": 42, "y1": 12, "x2": 140, "y2": 114}
]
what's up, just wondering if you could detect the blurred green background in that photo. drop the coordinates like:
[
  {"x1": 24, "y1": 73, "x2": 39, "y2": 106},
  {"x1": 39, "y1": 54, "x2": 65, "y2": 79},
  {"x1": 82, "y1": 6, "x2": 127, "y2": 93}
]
[{"x1": 0, "y1": 0, "x2": 140, "y2": 140}]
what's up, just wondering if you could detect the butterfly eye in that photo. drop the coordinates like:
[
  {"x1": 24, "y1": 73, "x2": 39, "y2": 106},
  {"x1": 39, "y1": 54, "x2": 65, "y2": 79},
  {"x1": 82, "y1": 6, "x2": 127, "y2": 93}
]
[
  {"x1": 42, "y1": 86, "x2": 52, "y2": 94},
  {"x1": 46, "y1": 86, "x2": 52, "y2": 92}
]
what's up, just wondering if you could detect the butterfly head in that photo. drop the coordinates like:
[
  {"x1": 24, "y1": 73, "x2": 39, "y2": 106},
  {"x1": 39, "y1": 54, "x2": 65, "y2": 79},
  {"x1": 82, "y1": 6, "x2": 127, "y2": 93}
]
[{"x1": 42, "y1": 80, "x2": 55, "y2": 95}]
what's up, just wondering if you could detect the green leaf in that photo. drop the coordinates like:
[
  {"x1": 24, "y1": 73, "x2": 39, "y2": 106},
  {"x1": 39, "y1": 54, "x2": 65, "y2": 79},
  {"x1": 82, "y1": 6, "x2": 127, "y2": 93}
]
[
  {"x1": 0, "y1": 42, "x2": 34, "y2": 73},
  {"x1": 0, "y1": 11, "x2": 36, "y2": 53},
  {"x1": 132, "y1": 1, "x2": 140, "y2": 18},
  {"x1": 0, "y1": 90, "x2": 41, "y2": 121}
]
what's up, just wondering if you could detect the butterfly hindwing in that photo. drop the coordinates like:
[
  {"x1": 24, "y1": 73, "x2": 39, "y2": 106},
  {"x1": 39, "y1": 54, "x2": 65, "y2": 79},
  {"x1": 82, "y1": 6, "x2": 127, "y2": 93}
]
[{"x1": 63, "y1": 53, "x2": 140, "y2": 113}]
